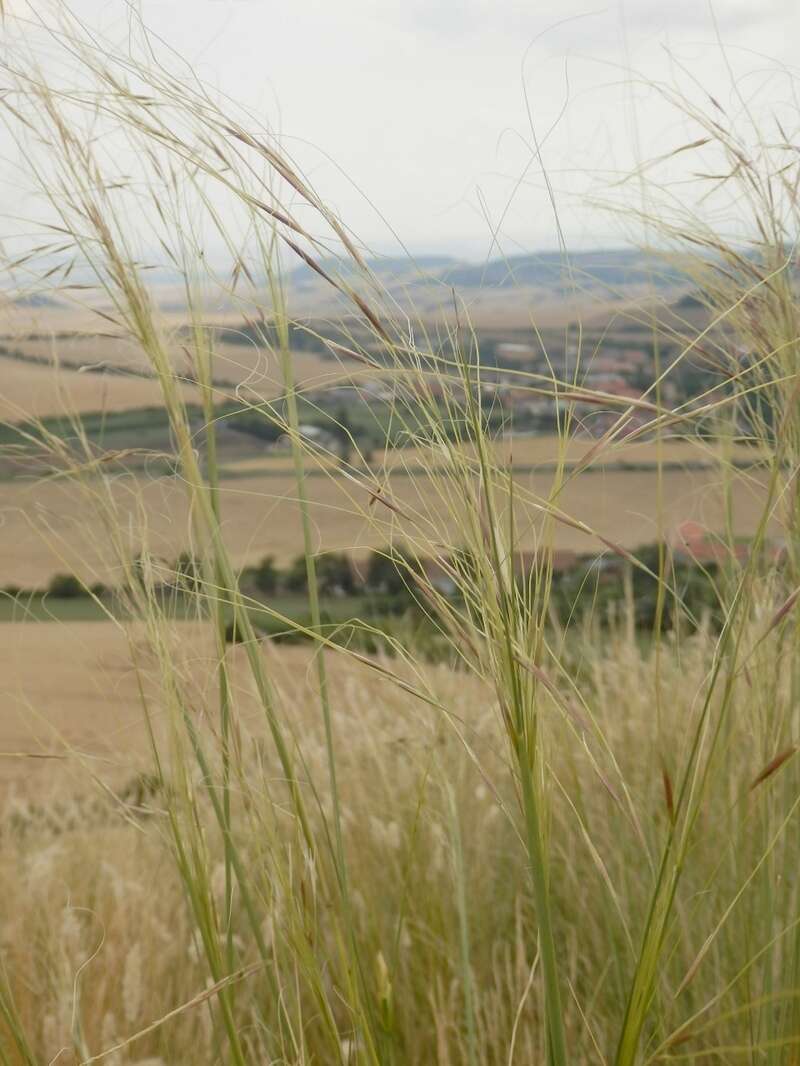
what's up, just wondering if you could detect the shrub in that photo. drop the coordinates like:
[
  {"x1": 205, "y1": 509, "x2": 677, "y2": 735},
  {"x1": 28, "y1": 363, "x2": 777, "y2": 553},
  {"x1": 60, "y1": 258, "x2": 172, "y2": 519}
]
[
  {"x1": 46, "y1": 573, "x2": 85, "y2": 599},
  {"x1": 174, "y1": 551, "x2": 201, "y2": 593},
  {"x1": 252, "y1": 554, "x2": 279, "y2": 595},
  {"x1": 285, "y1": 552, "x2": 356, "y2": 597},
  {"x1": 365, "y1": 544, "x2": 415, "y2": 597}
]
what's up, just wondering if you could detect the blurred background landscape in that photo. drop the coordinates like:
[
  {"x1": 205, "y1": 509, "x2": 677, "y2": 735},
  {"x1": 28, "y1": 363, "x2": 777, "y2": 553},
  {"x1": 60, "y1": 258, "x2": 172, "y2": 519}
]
[{"x1": 2, "y1": 3, "x2": 800, "y2": 1065}]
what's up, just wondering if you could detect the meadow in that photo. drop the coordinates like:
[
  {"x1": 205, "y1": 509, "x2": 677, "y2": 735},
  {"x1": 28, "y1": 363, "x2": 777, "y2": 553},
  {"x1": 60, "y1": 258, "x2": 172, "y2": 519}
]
[{"x1": 2, "y1": 8, "x2": 800, "y2": 1066}]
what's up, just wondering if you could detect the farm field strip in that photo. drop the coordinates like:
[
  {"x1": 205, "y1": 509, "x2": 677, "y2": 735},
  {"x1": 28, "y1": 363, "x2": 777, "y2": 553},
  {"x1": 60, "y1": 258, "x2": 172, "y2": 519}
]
[{"x1": 0, "y1": 462, "x2": 777, "y2": 587}]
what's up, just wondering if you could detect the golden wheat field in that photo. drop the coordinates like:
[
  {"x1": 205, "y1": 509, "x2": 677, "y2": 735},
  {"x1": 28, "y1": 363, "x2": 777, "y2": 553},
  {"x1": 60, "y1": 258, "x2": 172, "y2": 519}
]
[
  {"x1": 372, "y1": 433, "x2": 761, "y2": 471},
  {"x1": 9, "y1": 334, "x2": 341, "y2": 388},
  {"x1": 1, "y1": 338, "x2": 349, "y2": 413},
  {"x1": 211, "y1": 433, "x2": 761, "y2": 479},
  {"x1": 0, "y1": 355, "x2": 201, "y2": 418},
  {"x1": 0, "y1": 452, "x2": 776, "y2": 587}
]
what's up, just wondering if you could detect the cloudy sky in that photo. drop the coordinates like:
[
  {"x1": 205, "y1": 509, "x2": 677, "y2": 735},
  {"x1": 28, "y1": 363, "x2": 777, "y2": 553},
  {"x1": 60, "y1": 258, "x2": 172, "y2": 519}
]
[{"x1": 5, "y1": 0, "x2": 800, "y2": 260}]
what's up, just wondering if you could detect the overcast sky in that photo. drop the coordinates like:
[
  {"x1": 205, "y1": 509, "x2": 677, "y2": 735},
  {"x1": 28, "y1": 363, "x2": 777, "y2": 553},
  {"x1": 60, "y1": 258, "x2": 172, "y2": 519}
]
[{"x1": 5, "y1": 0, "x2": 800, "y2": 260}]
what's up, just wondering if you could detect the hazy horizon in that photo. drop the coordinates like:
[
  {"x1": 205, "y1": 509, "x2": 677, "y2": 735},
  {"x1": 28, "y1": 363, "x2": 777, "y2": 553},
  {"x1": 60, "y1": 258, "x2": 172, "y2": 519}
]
[{"x1": 2, "y1": 0, "x2": 800, "y2": 264}]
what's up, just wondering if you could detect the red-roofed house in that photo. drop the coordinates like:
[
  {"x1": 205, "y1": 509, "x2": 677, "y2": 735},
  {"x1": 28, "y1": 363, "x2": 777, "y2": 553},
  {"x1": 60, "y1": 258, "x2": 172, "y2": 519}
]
[{"x1": 670, "y1": 520, "x2": 750, "y2": 566}]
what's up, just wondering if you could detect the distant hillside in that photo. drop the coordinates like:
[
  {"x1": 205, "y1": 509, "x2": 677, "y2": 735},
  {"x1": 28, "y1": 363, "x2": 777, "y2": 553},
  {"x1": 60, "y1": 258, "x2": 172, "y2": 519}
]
[
  {"x1": 290, "y1": 254, "x2": 459, "y2": 286},
  {"x1": 5, "y1": 292, "x2": 60, "y2": 308},
  {"x1": 440, "y1": 249, "x2": 688, "y2": 290},
  {"x1": 287, "y1": 247, "x2": 690, "y2": 293}
]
